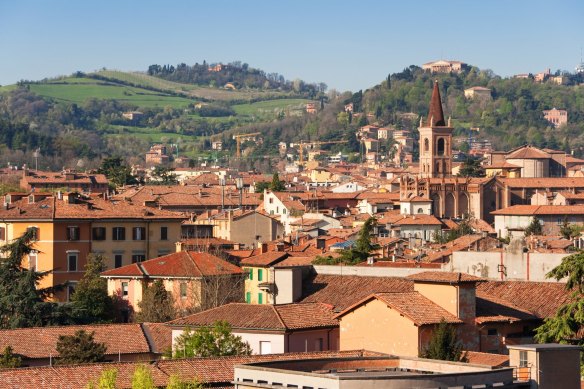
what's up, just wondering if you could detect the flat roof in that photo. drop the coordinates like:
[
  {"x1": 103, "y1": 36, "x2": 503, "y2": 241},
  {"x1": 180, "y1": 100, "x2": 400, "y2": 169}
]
[{"x1": 507, "y1": 344, "x2": 581, "y2": 351}]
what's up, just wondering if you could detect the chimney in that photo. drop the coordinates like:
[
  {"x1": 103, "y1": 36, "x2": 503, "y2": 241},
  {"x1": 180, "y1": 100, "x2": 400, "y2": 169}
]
[
  {"x1": 175, "y1": 241, "x2": 184, "y2": 253},
  {"x1": 260, "y1": 242, "x2": 268, "y2": 254}
]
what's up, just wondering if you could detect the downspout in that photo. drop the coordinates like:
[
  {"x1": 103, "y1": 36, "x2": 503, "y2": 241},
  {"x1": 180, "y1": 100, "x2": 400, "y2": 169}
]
[
  {"x1": 526, "y1": 251, "x2": 530, "y2": 281},
  {"x1": 146, "y1": 220, "x2": 150, "y2": 259}
]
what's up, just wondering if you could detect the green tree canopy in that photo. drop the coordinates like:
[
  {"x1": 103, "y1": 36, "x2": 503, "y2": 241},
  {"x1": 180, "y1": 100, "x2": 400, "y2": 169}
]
[
  {"x1": 534, "y1": 251, "x2": 584, "y2": 373},
  {"x1": 457, "y1": 158, "x2": 485, "y2": 178},
  {"x1": 524, "y1": 216, "x2": 543, "y2": 236},
  {"x1": 136, "y1": 280, "x2": 176, "y2": 323},
  {"x1": 0, "y1": 230, "x2": 65, "y2": 329},
  {"x1": 56, "y1": 330, "x2": 107, "y2": 365},
  {"x1": 421, "y1": 318, "x2": 465, "y2": 361},
  {"x1": 0, "y1": 346, "x2": 22, "y2": 368},
  {"x1": 173, "y1": 320, "x2": 252, "y2": 358},
  {"x1": 70, "y1": 254, "x2": 115, "y2": 324},
  {"x1": 98, "y1": 156, "x2": 137, "y2": 188},
  {"x1": 131, "y1": 365, "x2": 155, "y2": 389},
  {"x1": 270, "y1": 172, "x2": 286, "y2": 191},
  {"x1": 314, "y1": 217, "x2": 379, "y2": 265}
]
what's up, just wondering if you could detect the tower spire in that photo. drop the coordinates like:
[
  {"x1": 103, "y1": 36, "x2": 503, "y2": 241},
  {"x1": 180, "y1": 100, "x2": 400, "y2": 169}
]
[{"x1": 427, "y1": 80, "x2": 446, "y2": 126}]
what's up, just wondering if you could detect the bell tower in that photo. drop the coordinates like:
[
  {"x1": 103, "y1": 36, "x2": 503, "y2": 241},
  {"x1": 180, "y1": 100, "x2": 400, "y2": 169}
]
[{"x1": 419, "y1": 81, "x2": 453, "y2": 178}]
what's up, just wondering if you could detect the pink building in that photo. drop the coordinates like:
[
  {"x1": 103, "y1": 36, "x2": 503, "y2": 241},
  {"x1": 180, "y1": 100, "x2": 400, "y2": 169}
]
[{"x1": 543, "y1": 108, "x2": 568, "y2": 128}]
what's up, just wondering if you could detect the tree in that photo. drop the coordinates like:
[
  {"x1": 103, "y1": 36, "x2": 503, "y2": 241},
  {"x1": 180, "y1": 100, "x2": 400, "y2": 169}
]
[
  {"x1": 254, "y1": 181, "x2": 270, "y2": 193},
  {"x1": 98, "y1": 156, "x2": 137, "y2": 188},
  {"x1": 421, "y1": 318, "x2": 465, "y2": 361},
  {"x1": 524, "y1": 217, "x2": 543, "y2": 236},
  {"x1": 71, "y1": 254, "x2": 115, "y2": 324},
  {"x1": 0, "y1": 346, "x2": 22, "y2": 368},
  {"x1": 150, "y1": 166, "x2": 178, "y2": 185},
  {"x1": 559, "y1": 218, "x2": 583, "y2": 240},
  {"x1": 314, "y1": 217, "x2": 379, "y2": 265},
  {"x1": 270, "y1": 172, "x2": 285, "y2": 192},
  {"x1": 55, "y1": 330, "x2": 107, "y2": 365},
  {"x1": 457, "y1": 158, "x2": 485, "y2": 178},
  {"x1": 136, "y1": 280, "x2": 175, "y2": 323},
  {"x1": 166, "y1": 375, "x2": 204, "y2": 389},
  {"x1": 0, "y1": 230, "x2": 62, "y2": 329},
  {"x1": 131, "y1": 365, "x2": 155, "y2": 389},
  {"x1": 173, "y1": 320, "x2": 252, "y2": 358},
  {"x1": 534, "y1": 251, "x2": 584, "y2": 373},
  {"x1": 87, "y1": 368, "x2": 117, "y2": 389}
]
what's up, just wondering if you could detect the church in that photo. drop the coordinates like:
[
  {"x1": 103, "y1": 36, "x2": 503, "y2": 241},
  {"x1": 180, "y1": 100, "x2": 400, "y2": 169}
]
[{"x1": 400, "y1": 81, "x2": 499, "y2": 222}]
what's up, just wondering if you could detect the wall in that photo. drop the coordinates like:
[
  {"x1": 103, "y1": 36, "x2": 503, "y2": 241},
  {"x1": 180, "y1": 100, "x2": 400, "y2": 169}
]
[
  {"x1": 339, "y1": 298, "x2": 420, "y2": 357},
  {"x1": 273, "y1": 268, "x2": 301, "y2": 305},
  {"x1": 243, "y1": 266, "x2": 270, "y2": 304},
  {"x1": 287, "y1": 328, "x2": 339, "y2": 353},
  {"x1": 414, "y1": 283, "x2": 458, "y2": 317},
  {"x1": 450, "y1": 251, "x2": 567, "y2": 282}
]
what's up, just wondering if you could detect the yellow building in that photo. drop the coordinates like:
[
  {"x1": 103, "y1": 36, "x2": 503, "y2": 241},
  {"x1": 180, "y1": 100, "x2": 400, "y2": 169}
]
[
  {"x1": 240, "y1": 251, "x2": 290, "y2": 304},
  {"x1": 0, "y1": 192, "x2": 185, "y2": 301}
]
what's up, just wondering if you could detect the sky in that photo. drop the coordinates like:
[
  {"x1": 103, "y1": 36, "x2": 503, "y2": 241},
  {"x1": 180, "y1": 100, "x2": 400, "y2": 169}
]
[{"x1": 1, "y1": 0, "x2": 583, "y2": 92}]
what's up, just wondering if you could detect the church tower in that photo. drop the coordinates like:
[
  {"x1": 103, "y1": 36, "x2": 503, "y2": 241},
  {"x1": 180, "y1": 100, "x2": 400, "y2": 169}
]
[{"x1": 418, "y1": 81, "x2": 453, "y2": 178}]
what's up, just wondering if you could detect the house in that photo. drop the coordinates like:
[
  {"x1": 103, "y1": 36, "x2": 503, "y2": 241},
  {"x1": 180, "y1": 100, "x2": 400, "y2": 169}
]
[
  {"x1": 240, "y1": 249, "x2": 312, "y2": 305},
  {"x1": 193, "y1": 209, "x2": 285, "y2": 248},
  {"x1": 20, "y1": 169, "x2": 109, "y2": 194},
  {"x1": 422, "y1": 60, "x2": 468, "y2": 74},
  {"x1": 211, "y1": 141, "x2": 223, "y2": 150},
  {"x1": 0, "y1": 323, "x2": 170, "y2": 366},
  {"x1": 543, "y1": 108, "x2": 568, "y2": 128},
  {"x1": 387, "y1": 214, "x2": 443, "y2": 244},
  {"x1": 101, "y1": 250, "x2": 244, "y2": 318},
  {"x1": 122, "y1": 111, "x2": 143, "y2": 120},
  {"x1": 145, "y1": 144, "x2": 170, "y2": 166},
  {"x1": 464, "y1": 86, "x2": 492, "y2": 100},
  {"x1": 330, "y1": 181, "x2": 365, "y2": 193},
  {"x1": 0, "y1": 192, "x2": 185, "y2": 301},
  {"x1": 262, "y1": 191, "x2": 305, "y2": 235},
  {"x1": 167, "y1": 302, "x2": 339, "y2": 355},
  {"x1": 305, "y1": 102, "x2": 317, "y2": 114},
  {"x1": 492, "y1": 204, "x2": 584, "y2": 238},
  {"x1": 302, "y1": 272, "x2": 569, "y2": 356}
]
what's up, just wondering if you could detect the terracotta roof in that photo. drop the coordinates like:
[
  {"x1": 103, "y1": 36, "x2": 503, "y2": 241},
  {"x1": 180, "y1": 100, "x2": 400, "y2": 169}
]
[
  {"x1": 476, "y1": 281, "x2": 571, "y2": 319},
  {"x1": 484, "y1": 162, "x2": 521, "y2": 169},
  {"x1": 441, "y1": 218, "x2": 459, "y2": 230},
  {"x1": 335, "y1": 292, "x2": 461, "y2": 325},
  {"x1": 166, "y1": 303, "x2": 338, "y2": 331},
  {"x1": 101, "y1": 251, "x2": 242, "y2": 278},
  {"x1": 0, "y1": 323, "x2": 151, "y2": 359},
  {"x1": 239, "y1": 251, "x2": 289, "y2": 267},
  {"x1": 273, "y1": 256, "x2": 315, "y2": 267},
  {"x1": 301, "y1": 274, "x2": 412, "y2": 311},
  {"x1": 22, "y1": 171, "x2": 108, "y2": 185},
  {"x1": 505, "y1": 146, "x2": 550, "y2": 160},
  {"x1": 141, "y1": 323, "x2": 173, "y2": 354},
  {"x1": 491, "y1": 205, "x2": 584, "y2": 216},
  {"x1": 407, "y1": 271, "x2": 484, "y2": 284},
  {"x1": 475, "y1": 293, "x2": 538, "y2": 324},
  {"x1": 498, "y1": 177, "x2": 584, "y2": 189},
  {"x1": 464, "y1": 351, "x2": 509, "y2": 368},
  {"x1": 392, "y1": 215, "x2": 442, "y2": 226},
  {"x1": 427, "y1": 81, "x2": 446, "y2": 126}
]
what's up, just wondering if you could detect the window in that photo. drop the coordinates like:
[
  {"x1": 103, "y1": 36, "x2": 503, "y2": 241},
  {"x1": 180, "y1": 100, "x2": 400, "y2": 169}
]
[
  {"x1": 27, "y1": 226, "x2": 39, "y2": 241},
  {"x1": 437, "y1": 138, "x2": 445, "y2": 156},
  {"x1": 132, "y1": 254, "x2": 146, "y2": 263},
  {"x1": 133, "y1": 227, "x2": 146, "y2": 241},
  {"x1": 424, "y1": 138, "x2": 429, "y2": 153},
  {"x1": 28, "y1": 251, "x2": 38, "y2": 271},
  {"x1": 247, "y1": 268, "x2": 253, "y2": 280},
  {"x1": 179, "y1": 282, "x2": 188, "y2": 299},
  {"x1": 269, "y1": 198, "x2": 273, "y2": 204},
  {"x1": 259, "y1": 341, "x2": 271, "y2": 355},
  {"x1": 114, "y1": 254, "x2": 123, "y2": 268},
  {"x1": 487, "y1": 328, "x2": 497, "y2": 336},
  {"x1": 112, "y1": 227, "x2": 126, "y2": 241},
  {"x1": 519, "y1": 350, "x2": 528, "y2": 367},
  {"x1": 283, "y1": 208, "x2": 286, "y2": 214},
  {"x1": 258, "y1": 269, "x2": 263, "y2": 281},
  {"x1": 160, "y1": 226, "x2": 168, "y2": 241},
  {"x1": 67, "y1": 226, "x2": 80, "y2": 241},
  {"x1": 92, "y1": 227, "x2": 106, "y2": 240},
  {"x1": 246, "y1": 292, "x2": 251, "y2": 303},
  {"x1": 67, "y1": 252, "x2": 78, "y2": 272},
  {"x1": 258, "y1": 292, "x2": 263, "y2": 304},
  {"x1": 121, "y1": 282, "x2": 129, "y2": 299},
  {"x1": 0, "y1": 227, "x2": 5, "y2": 241}
]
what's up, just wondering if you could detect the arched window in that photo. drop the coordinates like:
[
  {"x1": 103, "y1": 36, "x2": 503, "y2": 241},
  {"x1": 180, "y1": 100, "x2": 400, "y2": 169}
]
[
  {"x1": 437, "y1": 138, "x2": 445, "y2": 156},
  {"x1": 417, "y1": 208, "x2": 424, "y2": 214},
  {"x1": 424, "y1": 138, "x2": 429, "y2": 153}
]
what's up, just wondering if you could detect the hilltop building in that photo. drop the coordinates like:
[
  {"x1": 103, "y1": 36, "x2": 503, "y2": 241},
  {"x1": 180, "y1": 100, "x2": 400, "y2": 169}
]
[
  {"x1": 422, "y1": 60, "x2": 468, "y2": 74},
  {"x1": 543, "y1": 108, "x2": 568, "y2": 128}
]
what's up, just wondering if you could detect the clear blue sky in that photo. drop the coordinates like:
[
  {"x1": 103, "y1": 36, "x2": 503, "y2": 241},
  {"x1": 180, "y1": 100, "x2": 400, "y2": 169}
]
[{"x1": 1, "y1": 0, "x2": 583, "y2": 92}]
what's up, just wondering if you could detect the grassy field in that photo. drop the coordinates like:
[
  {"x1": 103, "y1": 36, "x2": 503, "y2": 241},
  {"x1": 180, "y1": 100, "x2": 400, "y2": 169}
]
[
  {"x1": 232, "y1": 98, "x2": 310, "y2": 116},
  {"x1": 105, "y1": 125, "x2": 198, "y2": 143},
  {"x1": 94, "y1": 70, "x2": 298, "y2": 102},
  {"x1": 27, "y1": 78, "x2": 196, "y2": 108}
]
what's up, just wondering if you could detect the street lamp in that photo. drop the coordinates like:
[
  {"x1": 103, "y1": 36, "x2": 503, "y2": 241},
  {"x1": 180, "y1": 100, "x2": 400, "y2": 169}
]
[{"x1": 235, "y1": 177, "x2": 244, "y2": 209}]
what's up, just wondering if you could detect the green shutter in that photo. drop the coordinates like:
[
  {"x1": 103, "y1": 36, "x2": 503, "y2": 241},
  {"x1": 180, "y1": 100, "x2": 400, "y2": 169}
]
[
  {"x1": 258, "y1": 269, "x2": 263, "y2": 281},
  {"x1": 258, "y1": 292, "x2": 263, "y2": 304},
  {"x1": 246, "y1": 292, "x2": 251, "y2": 304},
  {"x1": 248, "y1": 268, "x2": 253, "y2": 280}
]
